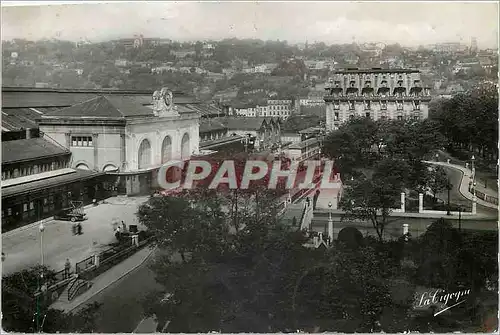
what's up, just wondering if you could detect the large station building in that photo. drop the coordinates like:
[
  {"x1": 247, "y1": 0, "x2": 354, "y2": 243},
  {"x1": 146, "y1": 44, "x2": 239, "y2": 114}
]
[
  {"x1": 324, "y1": 68, "x2": 432, "y2": 131},
  {"x1": 38, "y1": 88, "x2": 200, "y2": 194},
  {"x1": 1, "y1": 87, "x2": 214, "y2": 229}
]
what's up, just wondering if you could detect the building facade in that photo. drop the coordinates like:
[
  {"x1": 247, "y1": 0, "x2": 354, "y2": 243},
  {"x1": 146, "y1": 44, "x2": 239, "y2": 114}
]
[
  {"x1": 2, "y1": 136, "x2": 113, "y2": 231},
  {"x1": 324, "y1": 68, "x2": 432, "y2": 131},
  {"x1": 215, "y1": 117, "x2": 281, "y2": 152},
  {"x1": 38, "y1": 88, "x2": 200, "y2": 195}
]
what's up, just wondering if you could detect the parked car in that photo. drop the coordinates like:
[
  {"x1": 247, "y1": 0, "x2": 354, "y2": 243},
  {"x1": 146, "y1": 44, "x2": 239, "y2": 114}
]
[{"x1": 53, "y1": 208, "x2": 86, "y2": 222}]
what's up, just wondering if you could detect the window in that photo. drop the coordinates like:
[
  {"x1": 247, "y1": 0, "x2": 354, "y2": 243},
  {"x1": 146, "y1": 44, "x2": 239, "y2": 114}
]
[
  {"x1": 334, "y1": 101, "x2": 340, "y2": 110},
  {"x1": 365, "y1": 112, "x2": 371, "y2": 118},
  {"x1": 334, "y1": 112, "x2": 339, "y2": 121},
  {"x1": 381, "y1": 101, "x2": 387, "y2": 110},
  {"x1": 348, "y1": 101, "x2": 355, "y2": 110},
  {"x1": 397, "y1": 101, "x2": 403, "y2": 110},
  {"x1": 71, "y1": 136, "x2": 93, "y2": 147},
  {"x1": 23, "y1": 204, "x2": 28, "y2": 212},
  {"x1": 349, "y1": 114, "x2": 354, "y2": 119},
  {"x1": 414, "y1": 100, "x2": 420, "y2": 110},
  {"x1": 30, "y1": 202, "x2": 34, "y2": 210},
  {"x1": 7, "y1": 208, "x2": 12, "y2": 216},
  {"x1": 397, "y1": 115, "x2": 403, "y2": 121},
  {"x1": 365, "y1": 101, "x2": 371, "y2": 110}
]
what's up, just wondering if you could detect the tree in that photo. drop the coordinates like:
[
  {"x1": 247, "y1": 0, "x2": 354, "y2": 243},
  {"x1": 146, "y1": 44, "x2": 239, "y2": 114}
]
[
  {"x1": 139, "y1": 189, "x2": 312, "y2": 332},
  {"x1": 426, "y1": 166, "x2": 449, "y2": 203},
  {"x1": 136, "y1": 194, "x2": 229, "y2": 262},
  {"x1": 430, "y1": 83, "x2": 498, "y2": 162},
  {"x1": 2, "y1": 266, "x2": 102, "y2": 333},
  {"x1": 322, "y1": 116, "x2": 378, "y2": 173},
  {"x1": 340, "y1": 158, "x2": 404, "y2": 242},
  {"x1": 293, "y1": 244, "x2": 406, "y2": 332}
]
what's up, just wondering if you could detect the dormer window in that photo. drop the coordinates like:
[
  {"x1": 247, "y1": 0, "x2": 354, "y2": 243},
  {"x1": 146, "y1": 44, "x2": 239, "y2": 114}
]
[
  {"x1": 365, "y1": 81, "x2": 371, "y2": 88},
  {"x1": 350, "y1": 81, "x2": 355, "y2": 87},
  {"x1": 398, "y1": 80, "x2": 403, "y2": 87},
  {"x1": 348, "y1": 101, "x2": 355, "y2": 110},
  {"x1": 381, "y1": 80, "x2": 387, "y2": 87},
  {"x1": 335, "y1": 81, "x2": 340, "y2": 87}
]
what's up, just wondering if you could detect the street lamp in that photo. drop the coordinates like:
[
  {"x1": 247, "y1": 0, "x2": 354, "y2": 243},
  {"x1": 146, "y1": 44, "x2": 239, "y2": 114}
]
[
  {"x1": 435, "y1": 153, "x2": 439, "y2": 162},
  {"x1": 471, "y1": 155, "x2": 475, "y2": 177},
  {"x1": 37, "y1": 222, "x2": 45, "y2": 333},
  {"x1": 328, "y1": 202, "x2": 333, "y2": 243},
  {"x1": 39, "y1": 223, "x2": 45, "y2": 270},
  {"x1": 446, "y1": 178, "x2": 452, "y2": 216},
  {"x1": 458, "y1": 206, "x2": 462, "y2": 232}
]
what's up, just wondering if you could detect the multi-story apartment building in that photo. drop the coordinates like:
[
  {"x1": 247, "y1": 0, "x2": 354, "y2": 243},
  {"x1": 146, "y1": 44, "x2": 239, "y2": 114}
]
[
  {"x1": 234, "y1": 100, "x2": 292, "y2": 119},
  {"x1": 266, "y1": 99, "x2": 293, "y2": 118},
  {"x1": 324, "y1": 68, "x2": 432, "y2": 131}
]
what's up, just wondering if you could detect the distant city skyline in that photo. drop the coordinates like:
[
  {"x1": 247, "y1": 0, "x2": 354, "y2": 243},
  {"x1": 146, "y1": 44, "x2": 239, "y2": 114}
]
[{"x1": 1, "y1": 1, "x2": 498, "y2": 49}]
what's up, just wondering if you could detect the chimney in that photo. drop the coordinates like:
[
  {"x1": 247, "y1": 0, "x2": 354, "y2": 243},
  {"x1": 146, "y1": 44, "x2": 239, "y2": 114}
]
[{"x1": 25, "y1": 128, "x2": 31, "y2": 139}]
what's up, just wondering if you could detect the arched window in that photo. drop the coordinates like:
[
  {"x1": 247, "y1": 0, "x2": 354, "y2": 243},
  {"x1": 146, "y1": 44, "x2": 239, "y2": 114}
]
[
  {"x1": 76, "y1": 163, "x2": 90, "y2": 170},
  {"x1": 181, "y1": 133, "x2": 190, "y2": 160},
  {"x1": 103, "y1": 164, "x2": 118, "y2": 172},
  {"x1": 138, "y1": 139, "x2": 152, "y2": 169},
  {"x1": 161, "y1": 136, "x2": 172, "y2": 164}
]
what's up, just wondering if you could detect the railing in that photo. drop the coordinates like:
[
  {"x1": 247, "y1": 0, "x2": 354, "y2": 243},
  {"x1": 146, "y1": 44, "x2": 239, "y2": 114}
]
[
  {"x1": 299, "y1": 204, "x2": 308, "y2": 230},
  {"x1": 472, "y1": 188, "x2": 499, "y2": 205},
  {"x1": 68, "y1": 278, "x2": 89, "y2": 301},
  {"x1": 53, "y1": 269, "x2": 67, "y2": 282},
  {"x1": 67, "y1": 278, "x2": 79, "y2": 301},
  {"x1": 75, "y1": 255, "x2": 95, "y2": 274}
]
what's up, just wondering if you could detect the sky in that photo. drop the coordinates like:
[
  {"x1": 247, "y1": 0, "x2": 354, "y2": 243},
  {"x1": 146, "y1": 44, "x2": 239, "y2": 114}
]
[{"x1": 1, "y1": 1, "x2": 499, "y2": 48}]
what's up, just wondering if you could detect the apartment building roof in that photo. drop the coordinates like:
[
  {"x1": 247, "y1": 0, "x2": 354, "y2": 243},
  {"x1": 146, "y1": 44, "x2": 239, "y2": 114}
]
[{"x1": 331, "y1": 68, "x2": 420, "y2": 74}]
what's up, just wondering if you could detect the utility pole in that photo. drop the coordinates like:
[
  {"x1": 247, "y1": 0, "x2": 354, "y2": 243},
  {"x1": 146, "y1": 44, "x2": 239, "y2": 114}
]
[
  {"x1": 458, "y1": 206, "x2": 462, "y2": 232},
  {"x1": 447, "y1": 178, "x2": 451, "y2": 216}
]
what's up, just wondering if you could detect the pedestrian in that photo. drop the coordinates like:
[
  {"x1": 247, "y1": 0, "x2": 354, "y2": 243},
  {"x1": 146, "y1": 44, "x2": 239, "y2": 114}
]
[
  {"x1": 77, "y1": 223, "x2": 82, "y2": 235},
  {"x1": 64, "y1": 258, "x2": 71, "y2": 279},
  {"x1": 121, "y1": 220, "x2": 126, "y2": 233},
  {"x1": 115, "y1": 225, "x2": 121, "y2": 241}
]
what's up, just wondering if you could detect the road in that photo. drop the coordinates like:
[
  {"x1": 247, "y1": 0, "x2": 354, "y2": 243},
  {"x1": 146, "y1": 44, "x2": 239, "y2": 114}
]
[
  {"x1": 2, "y1": 196, "x2": 148, "y2": 276},
  {"x1": 438, "y1": 165, "x2": 498, "y2": 217},
  {"x1": 82, "y1": 251, "x2": 162, "y2": 333}
]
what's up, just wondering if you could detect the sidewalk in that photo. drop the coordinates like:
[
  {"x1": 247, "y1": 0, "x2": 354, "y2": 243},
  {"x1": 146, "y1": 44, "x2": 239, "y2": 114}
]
[
  {"x1": 425, "y1": 161, "x2": 498, "y2": 210},
  {"x1": 2, "y1": 196, "x2": 148, "y2": 276},
  {"x1": 51, "y1": 245, "x2": 155, "y2": 313},
  {"x1": 436, "y1": 150, "x2": 498, "y2": 193},
  {"x1": 314, "y1": 208, "x2": 497, "y2": 220}
]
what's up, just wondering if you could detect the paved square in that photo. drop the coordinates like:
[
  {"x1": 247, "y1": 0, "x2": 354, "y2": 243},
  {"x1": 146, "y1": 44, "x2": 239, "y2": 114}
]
[{"x1": 2, "y1": 196, "x2": 148, "y2": 276}]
